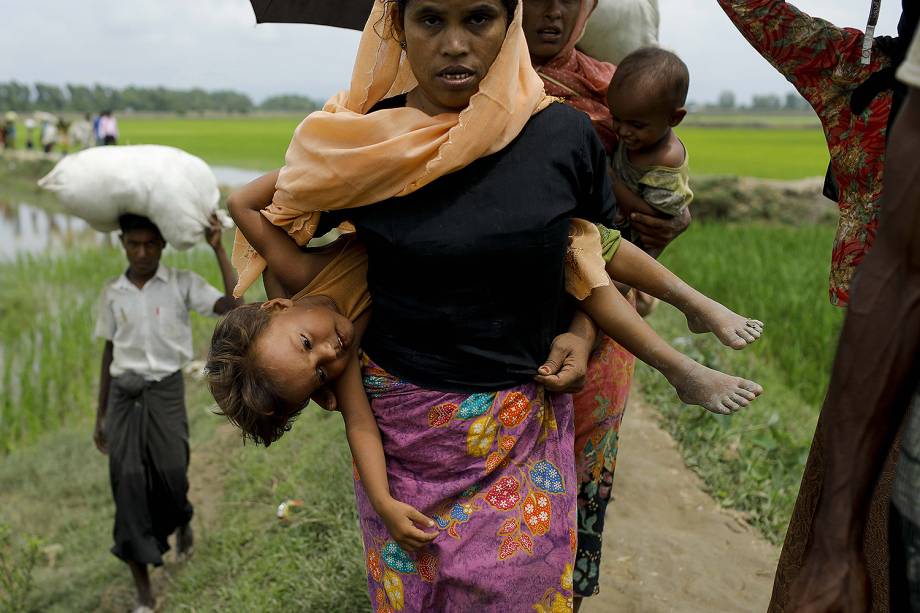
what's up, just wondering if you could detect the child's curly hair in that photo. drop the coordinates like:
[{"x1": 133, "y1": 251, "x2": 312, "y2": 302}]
[{"x1": 206, "y1": 304, "x2": 307, "y2": 446}]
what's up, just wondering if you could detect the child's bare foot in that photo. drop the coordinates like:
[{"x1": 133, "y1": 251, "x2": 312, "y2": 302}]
[
  {"x1": 684, "y1": 296, "x2": 764, "y2": 350},
  {"x1": 668, "y1": 361, "x2": 762, "y2": 415}
]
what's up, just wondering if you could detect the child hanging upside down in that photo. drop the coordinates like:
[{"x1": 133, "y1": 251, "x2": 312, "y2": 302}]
[{"x1": 206, "y1": 164, "x2": 764, "y2": 552}]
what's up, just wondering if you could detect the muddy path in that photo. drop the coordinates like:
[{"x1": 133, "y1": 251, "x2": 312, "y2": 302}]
[{"x1": 582, "y1": 398, "x2": 779, "y2": 613}]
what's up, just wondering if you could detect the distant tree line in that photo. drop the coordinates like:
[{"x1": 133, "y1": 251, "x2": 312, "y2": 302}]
[
  {"x1": 711, "y1": 89, "x2": 811, "y2": 112},
  {"x1": 0, "y1": 81, "x2": 322, "y2": 114}
]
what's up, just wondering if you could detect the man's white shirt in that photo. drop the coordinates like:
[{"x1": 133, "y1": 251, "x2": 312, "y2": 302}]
[{"x1": 94, "y1": 265, "x2": 223, "y2": 381}]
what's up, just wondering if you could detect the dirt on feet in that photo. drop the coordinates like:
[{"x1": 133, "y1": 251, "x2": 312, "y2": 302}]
[{"x1": 582, "y1": 398, "x2": 779, "y2": 613}]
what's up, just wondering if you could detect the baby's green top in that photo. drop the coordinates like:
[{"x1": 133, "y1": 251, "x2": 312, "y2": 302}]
[{"x1": 611, "y1": 142, "x2": 693, "y2": 216}]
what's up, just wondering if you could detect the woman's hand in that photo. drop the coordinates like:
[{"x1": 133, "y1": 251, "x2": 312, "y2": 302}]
[
  {"x1": 378, "y1": 498, "x2": 438, "y2": 552},
  {"x1": 630, "y1": 207, "x2": 691, "y2": 255},
  {"x1": 534, "y1": 331, "x2": 593, "y2": 393}
]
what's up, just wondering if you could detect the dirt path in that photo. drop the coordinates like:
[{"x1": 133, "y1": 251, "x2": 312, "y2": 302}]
[{"x1": 582, "y1": 398, "x2": 779, "y2": 613}]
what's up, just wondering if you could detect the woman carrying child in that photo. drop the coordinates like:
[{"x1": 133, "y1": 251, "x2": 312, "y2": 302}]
[
  {"x1": 522, "y1": 0, "x2": 692, "y2": 603},
  {"x1": 211, "y1": 1, "x2": 761, "y2": 610}
]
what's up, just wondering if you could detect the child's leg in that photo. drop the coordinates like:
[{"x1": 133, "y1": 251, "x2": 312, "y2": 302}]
[
  {"x1": 606, "y1": 240, "x2": 764, "y2": 350},
  {"x1": 582, "y1": 285, "x2": 762, "y2": 414}
]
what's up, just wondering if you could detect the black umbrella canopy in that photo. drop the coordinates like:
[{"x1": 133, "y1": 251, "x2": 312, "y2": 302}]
[{"x1": 249, "y1": 0, "x2": 375, "y2": 31}]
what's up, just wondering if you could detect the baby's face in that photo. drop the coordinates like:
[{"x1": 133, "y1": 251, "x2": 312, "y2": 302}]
[
  {"x1": 253, "y1": 298, "x2": 355, "y2": 408},
  {"x1": 607, "y1": 85, "x2": 675, "y2": 152}
]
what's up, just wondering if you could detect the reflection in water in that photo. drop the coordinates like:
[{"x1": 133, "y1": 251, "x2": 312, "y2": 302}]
[
  {"x1": 211, "y1": 165, "x2": 263, "y2": 188},
  {"x1": 0, "y1": 200, "x2": 113, "y2": 261}
]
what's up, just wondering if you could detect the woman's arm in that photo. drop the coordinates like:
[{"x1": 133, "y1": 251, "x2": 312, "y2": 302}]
[
  {"x1": 335, "y1": 356, "x2": 437, "y2": 551},
  {"x1": 717, "y1": 0, "x2": 871, "y2": 104},
  {"x1": 227, "y1": 170, "x2": 329, "y2": 295}
]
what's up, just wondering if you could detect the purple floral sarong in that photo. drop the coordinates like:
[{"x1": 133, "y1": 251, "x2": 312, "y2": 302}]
[{"x1": 356, "y1": 356, "x2": 577, "y2": 612}]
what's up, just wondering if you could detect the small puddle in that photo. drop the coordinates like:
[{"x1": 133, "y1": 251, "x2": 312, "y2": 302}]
[
  {"x1": 211, "y1": 165, "x2": 264, "y2": 188},
  {"x1": 0, "y1": 200, "x2": 112, "y2": 261}
]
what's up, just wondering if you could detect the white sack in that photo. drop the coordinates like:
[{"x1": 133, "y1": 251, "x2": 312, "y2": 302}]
[
  {"x1": 38, "y1": 145, "x2": 222, "y2": 250},
  {"x1": 577, "y1": 0, "x2": 660, "y2": 66}
]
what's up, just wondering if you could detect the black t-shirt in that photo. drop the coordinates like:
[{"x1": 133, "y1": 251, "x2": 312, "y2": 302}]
[{"x1": 326, "y1": 96, "x2": 616, "y2": 392}]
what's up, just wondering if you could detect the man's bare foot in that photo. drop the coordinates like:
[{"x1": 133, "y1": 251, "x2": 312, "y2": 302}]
[
  {"x1": 668, "y1": 361, "x2": 762, "y2": 415},
  {"x1": 684, "y1": 296, "x2": 763, "y2": 350},
  {"x1": 176, "y1": 523, "x2": 194, "y2": 558}
]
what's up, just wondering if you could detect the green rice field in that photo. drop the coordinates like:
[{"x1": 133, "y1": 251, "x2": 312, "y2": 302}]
[
  {"x1": 111, "y1": 114, "x2": 832, "y2": 180},
  {"x1": 637, "y1": 223, "x2": 843, "y2": 540},
  {"x1": 120, "y1": 116, "x2": 302, "y2": 170}
]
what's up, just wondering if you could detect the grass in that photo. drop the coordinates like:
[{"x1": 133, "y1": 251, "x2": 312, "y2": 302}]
[
  {"x1": 683, "y1": 111, "x2": 821, "y2": 129},
  {"x1": 6, "y1": 115, "x2": 831, "y2": 179},
  {"x1": 636, "y1": 222, "x2": 845, "y2": 542},
  {"x1": 163, "y1": 412, "x2": 368, "y2": 612},
  {"x1": 0, "y1": 233, "x2": 246, "y2": 453},
  {"x1": 0, "y1": 383, "x2": 368, "y2": 612},
  {"x1": 677, "y1": 127, "x2": 829, "y2": 179},
  {"x1": 119, "y1": 116, "x2": 303, "y2": 171},
  {"x1": 0, "y1": 217, "x2": 370, "y2": 610}
]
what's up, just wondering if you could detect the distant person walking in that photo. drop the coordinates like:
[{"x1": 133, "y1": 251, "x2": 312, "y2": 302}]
[
  {"x1": 24, "y1": 117, "x2": 36, "y2": 150},
  {"x1": 2, "y1": 112, "x2": 16, "y2": 150},
  {"x1": 99, "y1": 110, "x2": 119, "y2": 146},
  {"x1": 40, "y1": 119, "x2": 58, "y2": 154},
  {"x1": 68, "y1": 114, "x2": 94, "y2": 150},
  {"x1": 93, "y1": 113, "x2": 103, "y2": 146}
]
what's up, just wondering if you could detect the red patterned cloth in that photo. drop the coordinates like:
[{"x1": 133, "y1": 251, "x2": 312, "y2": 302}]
[
  {"x1": 718, "y1": 0, "x2": 894, "y2": 306},
  {"x1": 538, "y1": 51, "x2": 618, "y2": 154}
]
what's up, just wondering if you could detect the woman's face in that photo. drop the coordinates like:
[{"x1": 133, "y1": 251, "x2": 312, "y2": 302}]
[
  {"x1": 399, "y1": 0, "x2": 510, "y2": 115},
  {"x1": 522, "y1": 0, "x2": 581, "y2": 65}
]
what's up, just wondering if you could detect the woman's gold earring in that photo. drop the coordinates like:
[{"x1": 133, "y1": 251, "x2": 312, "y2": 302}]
[{"x1": 399, "y1": 40, "x2": 407, "y2": 50}]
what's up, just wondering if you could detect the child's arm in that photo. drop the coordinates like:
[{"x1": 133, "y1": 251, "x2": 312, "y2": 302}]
[
  {"x1": 335, "y1": 354, "x2": 437, "y2": 551},
  {"x1": 227, "y1": 170, "x2": 333, "y2": 296}
]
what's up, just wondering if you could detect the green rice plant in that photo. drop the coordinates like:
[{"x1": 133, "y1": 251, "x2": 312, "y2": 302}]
[
  {"x1": 677, "y1": 127, "x2": 829, "y2": 179},
  {"x1": 0, "y1": 522, "x2": 42, "y2": 612},
  {"x1": 119, "y1": 116, "x2": 304, "y2": 171},
  {"x1": 165, "y1": 411, "x2": 368, "y2": 612},
  {"x1": 0, "y1": 237, "x2": 253, "y2": 453}
]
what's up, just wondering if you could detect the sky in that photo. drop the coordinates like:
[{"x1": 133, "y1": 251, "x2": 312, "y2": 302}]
[{"x1": 2, "y1": 0, "x2": 904, "y2": 106}]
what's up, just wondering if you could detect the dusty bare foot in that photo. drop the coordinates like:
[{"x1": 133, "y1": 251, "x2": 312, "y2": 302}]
[
  {"x1": 668, "y1": 362, "x2": 762, "y2": 415},
  {"x1": 684, "y1": 297, "x2": 764, "y2": 350}
]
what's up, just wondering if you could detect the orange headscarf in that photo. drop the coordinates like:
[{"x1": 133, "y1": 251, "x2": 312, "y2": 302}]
[
  {"x1": 534, "y1": 0, "x2": 617, "y2": 153},
  {"x1": 232, "y1": 0, "x2": 553, "y2": 297}
]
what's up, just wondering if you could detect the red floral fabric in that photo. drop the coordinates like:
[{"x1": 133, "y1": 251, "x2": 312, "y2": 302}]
[
  {"x1": 538, "y1": 50, "x2": 618, "y2": 155},
  {"x1": 718, "y1": 0, "x2": 894, "y2": 306}
]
